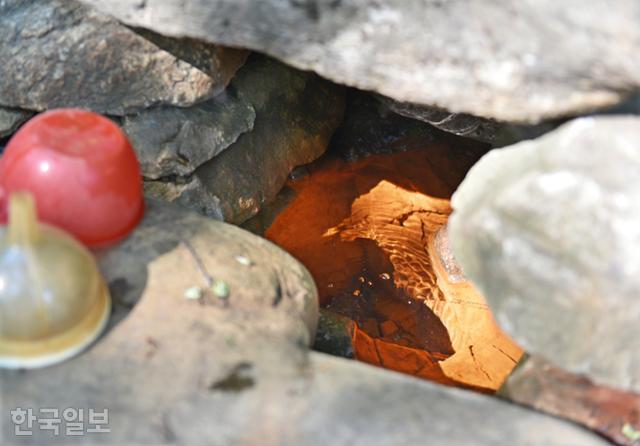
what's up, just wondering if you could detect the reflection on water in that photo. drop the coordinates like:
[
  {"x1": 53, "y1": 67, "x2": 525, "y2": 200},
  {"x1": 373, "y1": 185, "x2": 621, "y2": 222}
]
[{"x1": 266, "y1": 145, "x2": 523, "y2": 392}]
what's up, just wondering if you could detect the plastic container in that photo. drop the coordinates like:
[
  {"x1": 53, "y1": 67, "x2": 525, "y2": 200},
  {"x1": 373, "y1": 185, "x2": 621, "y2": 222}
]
[
  {"x1": 0, "y1": 192, "x2": 111, "y2": 368},
  {"x1": 0, "y1": 108, "x2": 143, "y2": 247}
]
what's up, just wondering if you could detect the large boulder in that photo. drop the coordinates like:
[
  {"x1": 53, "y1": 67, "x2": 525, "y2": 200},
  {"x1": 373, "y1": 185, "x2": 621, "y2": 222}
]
[
  {"x1": 449, "y1": 116, "x2": 640, "y2": 393},
  {"x1": 81, "y1": 0, "x2": 640, "y2": 122},
  {"x1": 143, "y1": 55, "x2": 345, "y2": 224},
  {"x1": 0, "y1": 0, "x2": 247, "y2": 115},
  {"x1": 0, "y1": 200, "x2": 607, "y2": 446}
]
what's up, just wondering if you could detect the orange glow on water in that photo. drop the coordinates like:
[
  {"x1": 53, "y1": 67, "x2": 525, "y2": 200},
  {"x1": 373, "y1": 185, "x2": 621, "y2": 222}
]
[{"x1": 266, "y1": 145, "x2": 523, "y2": 391}]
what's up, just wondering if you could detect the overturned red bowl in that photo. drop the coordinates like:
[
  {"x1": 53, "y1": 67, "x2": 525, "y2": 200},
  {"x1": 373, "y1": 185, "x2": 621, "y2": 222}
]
[{"x1": 0, "y1": 109, "x2": 143, "y2": 247}]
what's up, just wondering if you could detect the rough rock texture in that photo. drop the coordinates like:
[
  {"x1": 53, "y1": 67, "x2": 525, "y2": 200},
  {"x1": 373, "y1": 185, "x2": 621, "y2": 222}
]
[
  {"x1": 378, "y1": 96, "x2": 567, "y2": 147},
  {"x1": 0, "y1": 107, "x2": 32, "y2": 138},
  {"x1": 377, "y1": 96, "x2": 502, "y2": 143},
  {"x1": 0, "y1": 200, "x2": 607, "y2": 445},
  {"x1": 144, "y1": 55, "x2": 345, "y2": 224},
  {"x1": 0, "y1": 0, "x2": 246, "y2": 115},
  {"x1": 449, "y1": 116, "x2": 640, "y2": 393},
  {"x1": 131, "y1": 27, "x2": 249, "y2": 81},
  {"x1": 82, "y1": 0, "x2": 640, "y2": 122},
  {"x1": 123, "y1": 92, "x2": 256, "y2": 179}
]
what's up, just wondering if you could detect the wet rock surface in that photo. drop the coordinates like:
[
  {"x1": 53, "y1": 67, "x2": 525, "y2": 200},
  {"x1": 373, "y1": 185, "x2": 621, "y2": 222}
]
[
  {"x1": 378, "y1": 96, "x2": 571, "y2": 148},
  {"x1": 0, "y1": 0, "x2": 245, "y2": 115},
  {"x1": 144, "y1": 55, "x2": 345, "y2": 224},
  {"x1": 82, "y1": 0, "x2": 640, "y2": 122},
  {"x1": 0, "y1": 200, "x2": 607, "y2": 446},
  {"x1": 450, "y1": 116, "x2": 640, "y2": 393}
]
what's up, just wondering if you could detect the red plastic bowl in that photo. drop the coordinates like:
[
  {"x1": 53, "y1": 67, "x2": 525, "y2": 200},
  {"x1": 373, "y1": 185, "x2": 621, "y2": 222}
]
[{"x1": 0, "y1": 109, "x2": 143, "y2": 247}]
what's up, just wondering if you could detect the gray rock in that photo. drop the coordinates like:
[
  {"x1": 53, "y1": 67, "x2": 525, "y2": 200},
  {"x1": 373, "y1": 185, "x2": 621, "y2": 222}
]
[
  {"x1": 165, "y1": 352, "x2": 608, "y2": 446},
  {"x1": 131, "y1": 27, "x2": 249, "y2": 81},
  {"x1": 0, "y1": 107, "x2": 32, "y2": 138},
  {"x1": 145, "y1": 55, "x2": 345, "y2": 224},
  {"x1": 449, "y1": 116, "x2": 640, "y2": 393},
  {"x1": 377, "y1": 96, "x2": 501, "y2": 143},
  {"x1": 0, "y1": 202, "x2": 606, "y2": 445},
  {"x1": 144, "y1": 174, "x2": 227, "y2": 220},
  {"x1": 0, "y1": 0, "x2": 246, "y2": 115},
  {"x1": 378, "y1": 96, "x2": 566, "y2": 147},
  {"x1": 95, "y1": 198, "x2": 319, "y2": 338},
  {"x1": 123, "y1": 92, "x2": 256, "y2": 179},
  {"x1": 81, "y1": 0, "x2": 640, "y2": 122}
]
